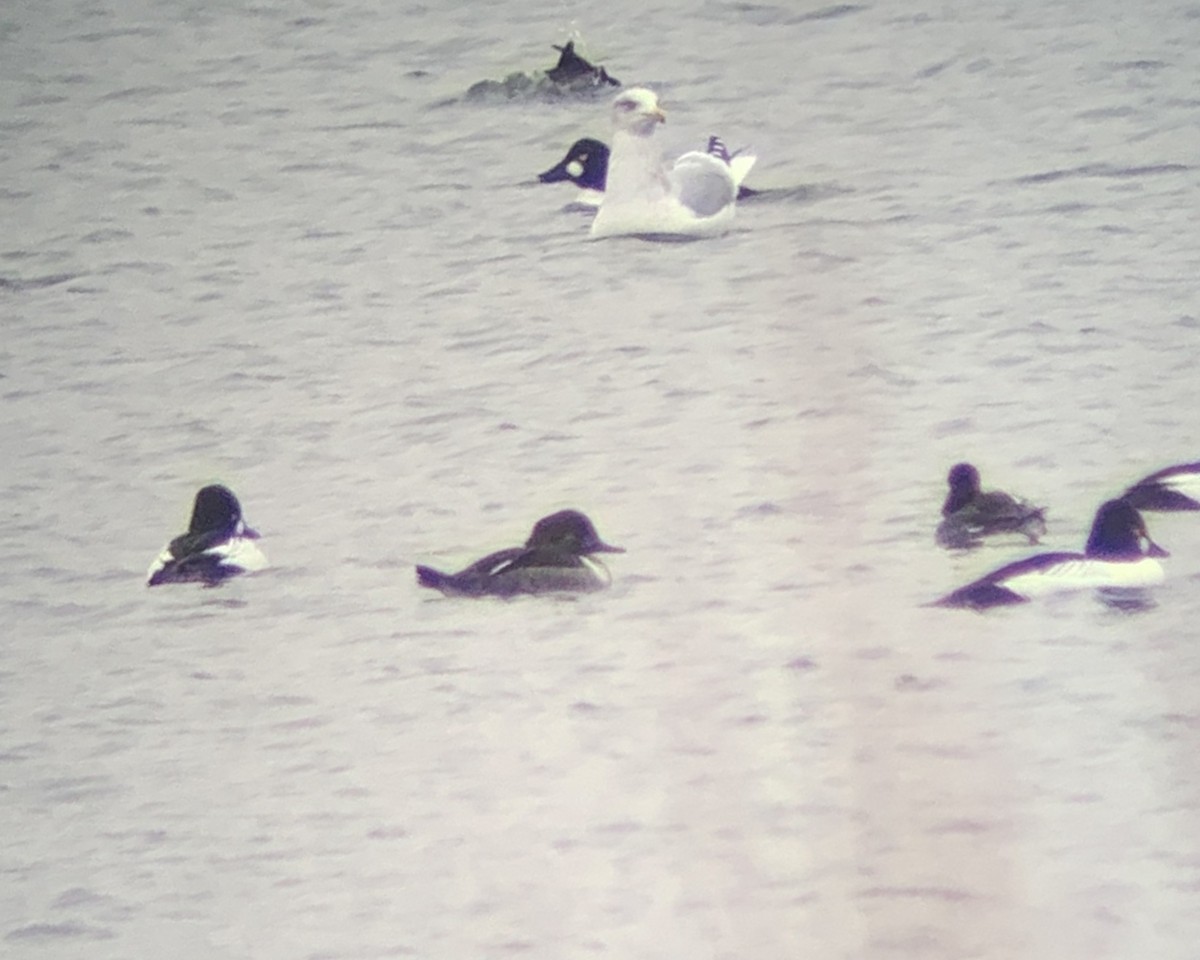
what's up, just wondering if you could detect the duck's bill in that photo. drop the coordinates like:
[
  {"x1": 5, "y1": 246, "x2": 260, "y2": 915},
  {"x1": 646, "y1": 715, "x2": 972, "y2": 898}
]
[
  {"x1": 594, "y1": 542, "x2": 625, "y2": 554},
  {"x1": 242, "y1": 525, "x2": 262, "y2": 540},
  {"x1": 538, "y1": 163, "x2": 571, "y2": 183},
  {"x1": 1146, "y1": 539, "x2": 1169, "y2": 558}
]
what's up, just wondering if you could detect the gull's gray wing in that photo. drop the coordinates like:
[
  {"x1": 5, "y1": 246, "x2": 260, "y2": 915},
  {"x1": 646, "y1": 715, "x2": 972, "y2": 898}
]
[{"x1": 667, "y1": 151, "x2": 737, "y2": 218}]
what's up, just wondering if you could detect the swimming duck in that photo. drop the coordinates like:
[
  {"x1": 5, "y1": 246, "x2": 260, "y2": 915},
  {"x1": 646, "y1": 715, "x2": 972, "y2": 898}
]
[
  {"x1": 544, "y1": 40, "x2": 619, "y2": 87},
  {"x1": 936, "y1": 462, "x2": 1047, "y2": 548},
  {"x1": 464, "y1": 40, "x2": 619, "y2": 103},
  {"x1": 932, "y1": 498, "x2": 1167, "y2": 609},
  {"x1": 416, "y1": 509, "x2": 624, "y2": 597},
  {"x1": 539, "y1": 135, "x2": 756, "y2": 208},
  {"x1": 589, "y1": 88, "x2": 742, "y2": 240},
  {"x1": 538, "y1": 137, "x2": 611, "y2": 205},
  {"x1": 1121, "y1": 461, "x2": 1200, "y2": 511},
  {"x1": 147, "y1": 484, "x2": 268, "y2": 586}
]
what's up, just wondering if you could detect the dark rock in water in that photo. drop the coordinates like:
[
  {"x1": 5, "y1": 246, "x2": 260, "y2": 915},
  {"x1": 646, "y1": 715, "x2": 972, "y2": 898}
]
[{"x1": 464, "y1": 40, "x2": 620, "y2": 103}]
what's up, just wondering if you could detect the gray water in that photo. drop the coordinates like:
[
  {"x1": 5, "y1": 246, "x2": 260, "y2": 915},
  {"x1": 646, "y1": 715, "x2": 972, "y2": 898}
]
[{"x1": 3, "y1": 1, "x2": 1200, "y2": 957}]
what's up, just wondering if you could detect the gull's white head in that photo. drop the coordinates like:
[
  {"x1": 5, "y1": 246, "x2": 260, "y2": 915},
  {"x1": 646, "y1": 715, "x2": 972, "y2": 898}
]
[{"x1": 610, "y1": 87, "x2": 666, "y2": 137}]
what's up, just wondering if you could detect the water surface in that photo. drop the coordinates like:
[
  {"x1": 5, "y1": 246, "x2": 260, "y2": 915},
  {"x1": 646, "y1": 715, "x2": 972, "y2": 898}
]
[{"x1": 3, "y1": 1, "x2": 1200, "y2": 957}]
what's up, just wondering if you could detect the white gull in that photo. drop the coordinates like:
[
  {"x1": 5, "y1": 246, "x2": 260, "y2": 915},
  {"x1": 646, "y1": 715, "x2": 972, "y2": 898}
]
[{"x1": 589, "y1": 88, "x2": 742, "y2": 240}]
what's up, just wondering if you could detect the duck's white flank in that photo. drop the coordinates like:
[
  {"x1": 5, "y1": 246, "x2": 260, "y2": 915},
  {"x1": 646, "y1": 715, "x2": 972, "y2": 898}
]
[{"x1": 1002, "y1": 556, "x2": 1164, "y2": 598}]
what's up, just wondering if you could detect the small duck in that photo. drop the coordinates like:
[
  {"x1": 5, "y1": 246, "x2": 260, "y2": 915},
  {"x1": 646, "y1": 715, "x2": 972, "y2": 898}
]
[
  {"x1": 539, "y1": 135, "x2": 757, "y2": 208},
  {"x1": 147, "y1": 484, "x2": 268, "y2": 587},
  {"x1": 464, "y1": 40, "x2": 619, "y2": 103},
  {"x1": 932, "y1": 498, "x2": 1167, "y2": 610},
  {"x1": 544, "y1": 40, "x2": 620, "y2": 88},
  {"x1": 538, "y1": 137, "x2": 610, "y2": 206},
  {"x1": 416, "y1": 509, "x2": 624, "y2": 597},
  {"x1": 936, "y1": 462, "x2": 1047, "y2": 548},
  {"x1": 1121, "y1": 461, "x2": 1200, "y2": 511}
]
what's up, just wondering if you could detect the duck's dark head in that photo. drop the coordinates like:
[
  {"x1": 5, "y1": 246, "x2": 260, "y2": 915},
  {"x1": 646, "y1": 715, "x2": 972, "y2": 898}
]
[
  {"x1": 1085, "y1": 498, "x2": 1167, "y2": 559},
  {"x1": 943, "y1": 462, "x2": 982, "y2": 515},
  {"x1": 538, "y1": 138, "x2": 610, "y2": 190},
  {"x1": 526, "y1": 509, "x2": 624, "y2": 555},
  {"x1": 189, "y1": 484, "x2": 257, "y2": 538}
]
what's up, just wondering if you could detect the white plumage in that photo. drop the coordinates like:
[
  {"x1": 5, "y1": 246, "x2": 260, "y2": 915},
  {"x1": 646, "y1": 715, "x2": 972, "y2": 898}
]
[
  {"x1": 1000, "y1": 556, "x2": 1165, "y2": 598},
  {"x1": 590, "y1": 88, "x2": 740, "y2": 240}
]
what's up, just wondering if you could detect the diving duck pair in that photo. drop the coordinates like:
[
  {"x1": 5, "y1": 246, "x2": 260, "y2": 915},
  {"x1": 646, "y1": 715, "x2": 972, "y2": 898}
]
[
  {"x1": 933, "y1": 461, "x2": 1200, "y2": 609},
  {"x1": 147, "y1": 489, "x2": 622, "y2": 598}
]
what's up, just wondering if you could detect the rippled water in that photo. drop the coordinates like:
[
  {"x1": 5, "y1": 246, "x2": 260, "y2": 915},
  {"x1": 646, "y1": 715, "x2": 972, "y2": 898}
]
[{"x1": 3, "y1": 1, "x2": 1200, "y2": 957}]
